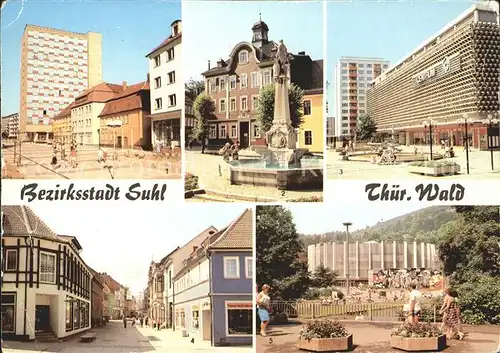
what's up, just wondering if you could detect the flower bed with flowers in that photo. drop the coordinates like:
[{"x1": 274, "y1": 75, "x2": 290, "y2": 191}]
[
  {"x1": 390, "y1": 322, "x2": 446, "y2": 351},
  {"x1": 298, "y1": 320, "x2": 353, "y2": 352}
]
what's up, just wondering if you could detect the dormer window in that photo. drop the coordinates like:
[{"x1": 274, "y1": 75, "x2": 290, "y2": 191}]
[
  {"x1": 173, "y1": 25, "x2": 179, "y2": 36},
  {"x1": 239, "y1": 50, "x2": 249, "y2": 64}
]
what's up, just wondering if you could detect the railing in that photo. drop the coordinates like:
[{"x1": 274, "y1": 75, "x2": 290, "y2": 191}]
[{"x1": 270, "y1": 300, "x2": 439, "y2": 323}]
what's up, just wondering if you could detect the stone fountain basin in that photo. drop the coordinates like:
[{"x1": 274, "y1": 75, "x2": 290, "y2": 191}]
[{"x1": 224, "y1": 158, "x2": 323, "y2": 190}]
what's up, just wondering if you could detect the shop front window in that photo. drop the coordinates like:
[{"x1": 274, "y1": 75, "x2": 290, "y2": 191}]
[
  {"x1": 180, "y1": 310, "x2": 185, "y2": 328},
  {"x1": 227, "y1": 306, "x2": 252, "y2": 336},
  {"x1": 65, "y1": 297, "x2": 73, "y2": 331},
  {"x1": 192, "y1": 310, "x2": 199, "y2": 330},
  {"x1": 1, "y1": 293, "x2": 16, "y2": 333},
  {"x1": 73, "y1": 300, "x2": 80, "y2": 330}
]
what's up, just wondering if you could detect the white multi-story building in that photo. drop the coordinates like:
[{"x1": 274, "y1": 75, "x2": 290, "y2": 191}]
[
  {"x1": 1, "y1": 206, "x2": 93, "y2": 340},
  {"x1": 326, "y1": 116, "x2": 335, "y2": 146},
  {"x1": 146, "y1": 20, "x2": 182, "y2": 148},
  {"x1": 19, "y1": 25, "x2": 102, "y2": 142},
  {"x1": 334, "y1": 57, "x2": 389, "y2": 138},
  {"x1": 8, "y1": 113, "x2": 20, "y2": 137},
  {"x1": 70, "y1": 82, "x2": 123, "y2": 145}
]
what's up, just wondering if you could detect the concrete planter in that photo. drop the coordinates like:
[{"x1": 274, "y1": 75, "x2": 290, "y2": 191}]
[
  {"x1": 298, "y1": 334, "x2": 353, "y2": 352},
  {"x1": 390, "y1": 335, "x2": 446, "y2": 351},
  {"x1": 408, "y1": 164, "x2": 460, "y2": 176}
]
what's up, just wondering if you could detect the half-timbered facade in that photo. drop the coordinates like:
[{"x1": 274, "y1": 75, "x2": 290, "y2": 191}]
[{"x1": 1, "y1": 206, "x2": 92, "y2": 341}]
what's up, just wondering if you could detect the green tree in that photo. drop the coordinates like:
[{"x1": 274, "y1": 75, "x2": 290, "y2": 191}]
[
  {"x1": 185, "y1": 79, "x2": 205, "y2": 100},
  {"x1": 437, "y1": 206, "x2": 500, "y2": 284},
  {"x1": 256, "y1": 205, "x2": 311, "y2": 300},
  {"x1": 193, "y1": 93, "x2": 215, "y2": 154},
  {"x1": 312, "y1": 264, "x2": 338, "y2": 288},
  {"x1": 355, "y1": 114, "x2": 377, "y2": 141},
  {"x1": 256, "y1": 83, "x2": 305, "y2": 134}
]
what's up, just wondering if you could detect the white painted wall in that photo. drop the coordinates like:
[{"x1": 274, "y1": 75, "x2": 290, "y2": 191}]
[
  {"x1": 2, "y1": 236, "x2": 92, "y2": 339},
  {"x1": 148, "y1": 22, "x2": 183, "y2": 146},
  {"x1": 71, "y1": 102, "x2": 106, "y2": 145}
]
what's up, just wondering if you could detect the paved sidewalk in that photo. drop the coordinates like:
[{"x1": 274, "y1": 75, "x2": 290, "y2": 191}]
[
  {"x1": 2, "y1": 321, "x2": 253, "y2": 353},
  {"x1": 2, "y1": 143, "x2": 181, "y2": 179},
  {"x1": 257, "y1": 322, "x2": 500, "y2": 353},
  {"x1": 327, "y1": 147, "x2": 500, "y2": 180}
]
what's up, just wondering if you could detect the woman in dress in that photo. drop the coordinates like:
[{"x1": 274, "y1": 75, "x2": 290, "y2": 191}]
[
  {"x1": 256, "y1": 284, "x2": 271, "y2": 337},
  {"x1": 439, "y1": 288, "x2": 465, "y2": 340}
]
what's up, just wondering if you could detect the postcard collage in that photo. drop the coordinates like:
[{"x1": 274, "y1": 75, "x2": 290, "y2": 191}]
[{"x1": 1, "y1": 0, "x2": 500, "y2": 352}]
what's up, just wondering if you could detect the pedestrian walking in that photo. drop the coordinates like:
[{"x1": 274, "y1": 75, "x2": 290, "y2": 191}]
[
  {"x1": 257, "y1": 284, "x2": 272, "y2": 337},
  {"x1": 145, "y1": 317, "x2": 149, "y2": 327},
  {"x1": 140, "y1": 317, "x2": 144, "y2": 327},
  {"x1": 50, "y1": 151, "x2": 58, "y2": 168},
  {"x1": 123, "y1": 316, "x2": 127, "y2": 328},
  {"x1": 98, "y1": 147, "x2": 104, "y2": 163},
  {"x1": 439, "y1": 288, "x2": 465, "y2": 340},
  {"x1": 131, "y1": 317, "x2": 136, "y2": 327}
]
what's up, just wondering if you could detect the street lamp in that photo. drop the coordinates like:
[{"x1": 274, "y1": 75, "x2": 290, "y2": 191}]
[
  {"x1": 485, "y1": 113, "x2": 500, "y2": 171},
  {"x1": 343, "y1": 222, "x2": 352, "y2": 295},
  {"x1": 422, "y1": 119, "x2": 436, "y2": 161},
  {"x1": 458, "y1": 113, "x2": 471, "y2": 175},
  {"x1": 106, "y1": 120, "x2": 123, "y2": 161}
]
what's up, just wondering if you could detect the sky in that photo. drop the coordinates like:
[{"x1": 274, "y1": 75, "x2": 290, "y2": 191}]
[
  {"x1": 28, "y1": 203, "x2": 248, "y2": 296},
  {"x1": 182, "y1": 0, "x2": 323, "y2": 81},
  {"x1": 326, "y1": 0, "x2": 486, "y2": 115},
  {"x1": 0, "y1": 0, "x2": 181, "y2": 116},
  {"x1": 286, "y1": 203, "x2": 431, "y2": 235}
]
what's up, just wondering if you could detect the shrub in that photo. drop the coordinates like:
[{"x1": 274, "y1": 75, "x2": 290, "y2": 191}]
[
  {"x1": 289, "y1": 196, "x2": 323, "y2": 203},
  {"x1": 185, "y1": 173, "x2": 199, "y2": 191},
  {"x1": 455, "y1": 275, "x2": 500, "y2": 325},
  {"x1": 299, "y1": 319, "x2": 349, "y2": 340},
  {"x1": 391, "y1": 322, "x2": 441, "y2": 338},
  {"x1": 396, "y1": 307, "x2": 435, "y2": 323}
]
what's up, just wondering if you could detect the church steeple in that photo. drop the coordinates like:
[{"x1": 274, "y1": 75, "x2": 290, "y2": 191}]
[{"x1": 251, "y1": 17, "x2": 269, "y2": 48}]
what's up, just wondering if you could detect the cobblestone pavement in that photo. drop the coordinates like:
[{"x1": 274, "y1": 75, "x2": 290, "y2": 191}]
[
  {"x1": 327, "y1": 146, "x2": 500, "y2": 180},
  {"x1": 257, "y1": 322, "x2": 500, "y2": 353},
  {"x1": 2, "y1": 143, "x2": 181, "y2": 179},
  {"x1": 185, "y1": 151, "x2": 323, "y2": 201},
  {"x1": 2, "y1": 320, "x2": 253, "y2": 353}
]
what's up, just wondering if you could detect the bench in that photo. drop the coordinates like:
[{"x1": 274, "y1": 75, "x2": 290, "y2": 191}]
[{"x1": 80, "y1": 333, "x2": 96, "y2": 342}]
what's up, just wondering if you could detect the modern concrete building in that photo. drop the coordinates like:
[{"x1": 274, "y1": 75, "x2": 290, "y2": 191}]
[
  {"x1": 326, "y1": 116, "x2": 335, "y2": 145},
  {"x1": 334, "y1": 57, "x2": 389, "y2": 138},
  {"x1": 307, "y1": 241, "x2": 439, "y2": 283},
  {"x1": 367, "y1": 3, "x2": 500, "y2": 149},
  {"x1": 173, "y1": 209, "x2": 253, "y2": 346},
  {"x1": 201, "y1": 19, "x2": 323, "y2": 149},
  {"x1": 146, "y1": 20, "x2": 182, "y2": 149},
  {"x1": 1, "y1": 113, "x2": 20, "y2": 138},
  {"x1": 1, "y1": 206, "x2": 93, "y2": 341},
  {"x1": 19, "y1": 25, "x2": 102, "y2": 142}
]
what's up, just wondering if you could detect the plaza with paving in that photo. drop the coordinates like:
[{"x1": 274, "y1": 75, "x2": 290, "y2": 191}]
[
  {"x1": 2, "y1": 142, "x2": 181, "y2": 179},
  {"x1": 2, "y1": 320, "x2": 252, "y2": 353},
  {"x1": 257, "y1": 321, "x2": 500, "y2": 353},
  {"x1": 327, "y1": 145, "x2": 500, "y2": 180},
  {"x1": 185, "y1": 150, "x2": 323, "y2": 202}
]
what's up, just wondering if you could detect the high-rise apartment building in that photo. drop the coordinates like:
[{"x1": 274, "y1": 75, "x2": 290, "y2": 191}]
[
  {"x1": 19, "y1": 25, "x2": 102, "y2": 142},
  {"x1": 334, "y1": 57, "x2": 389, "y2": 138}
]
